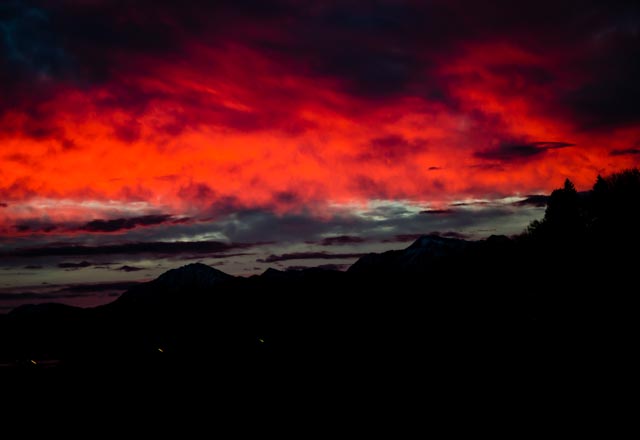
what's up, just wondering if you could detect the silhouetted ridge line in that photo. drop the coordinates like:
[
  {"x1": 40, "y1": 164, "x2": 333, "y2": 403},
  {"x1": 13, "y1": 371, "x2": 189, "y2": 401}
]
[
  {"x1": 348, "y1": 233, "x2": 469, "y2": 274},
  {"x1": 154, "y1": 263, "x2": 234, "y2": 287}
]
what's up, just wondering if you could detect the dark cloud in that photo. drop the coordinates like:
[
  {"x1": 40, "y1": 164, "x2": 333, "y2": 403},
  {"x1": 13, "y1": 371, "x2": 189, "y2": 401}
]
[
  {"x1": 420, "y1": 209, "x2": 454, "y2": 215},
  {"x1": 257, "y1": 251, "x2": 366, "y2": 263},
  {"x1": 350, "y1": 175, "x2": 392, "y2": 199},
  {"x1": 475, "y1": 141, "x2": 574, "y2": 162},
  {"x1": 513, "y1": 195, "x2": 550, "y2": 207},
  {"x1": 115, "y1": 265, "x2": 144, "y2": 272},
  {"x1": 451, "y1": 202, "x2": 481, "y2": 207},
  {"x1": 428, "y1": 167, "x2": 441, "y2": 171},
  {"x1": 13, "y1": 214, "x2": 192, "y2": 233},
  {"x1": 311, "y1": 45, "x2": 423, "y2": 99},
  {"x1": 11, "y1": 213, "x2": 191, "y2": 235},
  {"x1": 0, "y1": 0, "x2": 73, "y2": 86},
  {"x1": 81, "y1": 214, "x2": 187, "y2": 232},
  {"x1": 6, "y1": 2, "x2": 439, "y2": 105},
  {"x1": 23, "y1": 265, "x2": 43, "y2": 269},
  {"x1": 610, "y1": 149, "x2": 640, "y2": 156},
  {"x1": 57, "y1": 260, "x2": 93, "y2": 269},
  {"x1": 0, "y1": 0, "x2": 636, "y2": 145},
  {"x1": 263, "y1": 2, "x2": 441, "y2": 100},
  {"x1": 561, "y1": 24, "x2": 640, "y2": 130},
  {"x1": 58, "y1": 281, "x2": 140, "y2": 294},
  {"x1": 177, "y1": 182, "x2": 216, "y2": 202},
  {"x1": 317, "y1": 235, "x2": 366, "y2": 246},
  {"x1": 177, "y1": 252, "x2": 254, "y2": 261},
  {"x1": 0, "y1": 1, "x2": 278, "y2": 133},
  {"x1": 435, "y1": 231, "x2": 470, "y2": 240},
  {"x1": 5, "y1": 240, "x2": 264, "y2": 258},
  {"x1": 272, "y1": 0, "x2": 640, "y2": 109},
  {"x1": 13, "y1": 220, "x2": 57, "y2": 233},
  {"x1": 534, "y1": 142, "x2": 576, "y2": 149},
  {"x1": 0, "y1": 202, "x2": 7, "y2": 207},
  {"x1": 488, "y1": 64, "x2": 555, "y2": 88},
  {"x1": 382, "y1": 231, "x2": 469, "y2": 242},
  {"x1": 272, "y1": 191, "x2": 303, "y2": 209},
  {"x1": 383, "y1": 234, "x2": 425, "y2": 243},
  {"x1": 284, "y1": 263, "x2": 349, "y2": 272}
]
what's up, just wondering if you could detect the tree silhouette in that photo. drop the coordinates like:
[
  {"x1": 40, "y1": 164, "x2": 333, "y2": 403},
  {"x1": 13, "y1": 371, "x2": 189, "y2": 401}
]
[
  {"x1": 526, "y1": 169, "x2": 640, "y2": 246},
  {"x1": 546, "y1": 179, "x2": 578, "y2": 221},
  {"x1": 590, "y1": 168, "x2": 640, "y2": 241},
  {"x1": 528, "y1": 178, "x2": 583, "y2": 242}
]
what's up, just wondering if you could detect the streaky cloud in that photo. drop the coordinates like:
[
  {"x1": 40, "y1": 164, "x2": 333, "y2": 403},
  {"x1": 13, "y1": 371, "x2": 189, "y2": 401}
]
[
  {"x1": 475, "y1": 141, "x2": 574, "y2": 162},
  {"x1": 610, "y1": 149, "x2": 640, "y2": 156},
  {"x1": 4, "y1": 240, "x2": 267, "y2": 258},
  {"x1": 258, "y1": 252, "x2": 366, "y2": 263}
]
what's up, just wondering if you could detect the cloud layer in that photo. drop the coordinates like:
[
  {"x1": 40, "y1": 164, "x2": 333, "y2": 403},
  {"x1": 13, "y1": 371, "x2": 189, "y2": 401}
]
[
  {"x1": 1, "y1": 1, "x2": 639, "y2": 227},
  {"x1": 1, "y1": 1, "x2": 639, "y2": 309}
]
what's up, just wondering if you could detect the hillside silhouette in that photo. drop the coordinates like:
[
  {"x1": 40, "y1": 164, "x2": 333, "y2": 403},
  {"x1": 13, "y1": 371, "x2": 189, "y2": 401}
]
[{"x1": 0, "y1": 169, "x2": 637, "y2": 396}]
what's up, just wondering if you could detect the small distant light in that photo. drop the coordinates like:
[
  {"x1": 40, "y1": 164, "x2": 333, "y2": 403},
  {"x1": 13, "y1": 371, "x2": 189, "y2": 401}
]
[
  {"x1": 30, "y1": 360, "x2": 37, "y2": 365},
  {"x1": 158, "y1": 348, "x2": 164, "y2": 353},
  {"x1": 258, "y1": 338, "x2": 265, "y2": 343}
]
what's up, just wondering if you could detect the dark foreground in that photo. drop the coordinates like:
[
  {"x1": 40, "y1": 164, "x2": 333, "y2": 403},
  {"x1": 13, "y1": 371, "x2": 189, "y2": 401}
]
[
  {"x1": 0, "y1": 238, "x2": 634, "y2": 404},
  {"x1": 0, "y1": 249, "x2": 634, "y2": 433}
]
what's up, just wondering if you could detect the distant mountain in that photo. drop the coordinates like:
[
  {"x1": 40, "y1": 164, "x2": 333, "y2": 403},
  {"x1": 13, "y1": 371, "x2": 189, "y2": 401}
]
[
  {"x1": 348, "y1": 234, "x2": 470, "y2": 274},
  {"x1": 111, "y1": 262, "x2": 235, "y2": 308},
  {"x1": 156, "y1": 262, "x2": 234, "y2": 286}
]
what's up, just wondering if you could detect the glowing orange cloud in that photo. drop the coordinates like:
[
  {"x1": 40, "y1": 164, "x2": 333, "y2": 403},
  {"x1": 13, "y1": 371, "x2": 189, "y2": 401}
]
[{"x1": 1, "y1": 4, "x2": 639, "y2": 236}]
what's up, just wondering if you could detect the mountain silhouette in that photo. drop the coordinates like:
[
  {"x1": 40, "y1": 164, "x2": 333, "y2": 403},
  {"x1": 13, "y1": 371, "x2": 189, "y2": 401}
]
[
  {"x1": 349, "y1": 234, "x2": 469, "y2": 274},
  {"x1": 111, "y1": 262, "x2": 234, "y2": 309},
  {"x1": 150, "y1": 262, "x2": 234, "y2": 287}
]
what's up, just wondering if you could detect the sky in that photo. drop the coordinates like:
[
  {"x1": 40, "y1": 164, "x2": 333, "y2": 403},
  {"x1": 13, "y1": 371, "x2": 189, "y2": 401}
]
[{"x1": 1, "y1": 0, "x2": 639, "y2": 310}]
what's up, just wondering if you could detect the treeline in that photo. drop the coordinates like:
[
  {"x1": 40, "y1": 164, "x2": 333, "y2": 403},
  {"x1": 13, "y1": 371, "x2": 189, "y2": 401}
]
[{"x1": 525, "y1": 168, "x2": 640, "y2": 245}]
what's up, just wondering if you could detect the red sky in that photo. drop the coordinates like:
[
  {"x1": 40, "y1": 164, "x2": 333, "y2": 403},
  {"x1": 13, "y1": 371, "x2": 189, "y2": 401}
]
[{"x1": 1, "y1": 0, "x2": 639, "y2": 308}]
